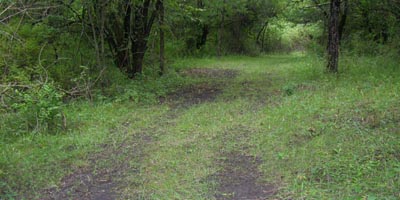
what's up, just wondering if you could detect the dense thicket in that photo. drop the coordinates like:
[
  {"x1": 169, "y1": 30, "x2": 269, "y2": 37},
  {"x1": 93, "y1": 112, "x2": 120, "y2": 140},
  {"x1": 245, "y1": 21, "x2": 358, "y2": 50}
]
[{"x1": 1, "y1": 0, "x2": 399, "y2": 133}]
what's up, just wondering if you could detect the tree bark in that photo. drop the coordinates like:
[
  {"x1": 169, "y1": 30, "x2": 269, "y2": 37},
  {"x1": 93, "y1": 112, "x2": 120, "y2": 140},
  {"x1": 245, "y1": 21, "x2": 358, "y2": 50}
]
[
  {"x1": 130, "y1": 54, "x2": 145, "y2": 77},
  {"x1": 130, "y1": 39, "x2": 147, "y2": 77},
  {"x1": 338, "y1": 0, "x2": 348, "y2": 42},
  {"x1": 157, "y1": 0, "x2": 165, "y2": 75},
  {"x1": 100, "y1": 0, "x2": 159, "y2": 78},
  {"x1": 129, "y1": 0, "x2": 158, "y2": 77},
  {"x1": 327, "y1": 0, "x2": 340, "y2": 73}
]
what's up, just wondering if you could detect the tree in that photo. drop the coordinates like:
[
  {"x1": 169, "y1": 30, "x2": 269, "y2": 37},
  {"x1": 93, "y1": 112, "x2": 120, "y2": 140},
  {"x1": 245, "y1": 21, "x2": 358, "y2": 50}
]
[
  {"x1": 327, "y1": 0, "x2": 340, "y2": 73},
  {"x1": 157, "y1": 0, "x2": 165, "y2": 75},
  {"x1": 338, "y1": 0, "x2": 348, "y2": 41},
  {"x1": 87, "y1": 0, "x2": 162, "y2": 78}
]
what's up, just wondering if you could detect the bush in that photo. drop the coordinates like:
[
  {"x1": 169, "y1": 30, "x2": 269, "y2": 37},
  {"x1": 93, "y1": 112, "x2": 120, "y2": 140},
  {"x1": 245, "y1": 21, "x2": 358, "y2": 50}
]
[{"x1": 11, "y1": 83, "x2": 65, "y2": 134}]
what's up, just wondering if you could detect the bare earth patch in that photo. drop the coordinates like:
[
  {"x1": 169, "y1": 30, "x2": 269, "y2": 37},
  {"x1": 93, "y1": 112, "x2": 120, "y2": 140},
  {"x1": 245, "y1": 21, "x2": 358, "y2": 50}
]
[
  {"x1": 214, "y1": 152, "x2": 277, "y2": 200},
  {"x1": 161, "y1": 83, "x2": 222, "y2": 108},
  {"x1": 41, "y1": 132, "x2": 151, "y2": 200},
  {"x1": 160, "y1": 68, "x2": 238, "y2": 108}
]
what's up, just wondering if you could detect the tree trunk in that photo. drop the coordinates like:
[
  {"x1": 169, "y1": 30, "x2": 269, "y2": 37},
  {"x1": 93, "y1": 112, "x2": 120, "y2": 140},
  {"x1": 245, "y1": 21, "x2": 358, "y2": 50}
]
[
  {"x1": 338, "y1": 0, "x2": 348, "y2": 42},
  {"x1": 196, "y1": 25, "x2": 209, "y2": 49},
  {"x1": 129, "y1": 0, "x2": 158, "y2": 77},
  {"x1": 217, "y1": 0, "x2": 226, "y2": 57},
  {"x1": 130, "y1": 53, "x2": 145, "y2": 77},
  {"x1": 327, "y1": 0, "x2": 340, "y2": 73},
  {"x1": 261, "y1": 28, "x2": 266, "y2": 52},
  {"x1": 195, "y1": 0, "x2": 208, "y2": 49},
  {"x1": 130, "y1": 40, "x2": 147, "y2": 77},
  {"x1": 104, "y1": 1, "x2": 131, "y2": 73},
  {"x1": 256, "y1": 22, "x2": 267, "y2": 45},
  {"x1": 157, "y1": 0, "x2": 165, "y2": 75}
]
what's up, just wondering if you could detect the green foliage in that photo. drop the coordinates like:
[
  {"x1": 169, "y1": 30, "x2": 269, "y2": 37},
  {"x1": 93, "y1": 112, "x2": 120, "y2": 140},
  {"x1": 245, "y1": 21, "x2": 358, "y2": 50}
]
[
  {"x1": 11, "y1": 83, "x2": 64, "y2": 134},
  {"x1": 166, "y1": 0, "x2": 280, "y2": 56},
  {"x1": 262, "y1": 19, "x2": 321, "y2": 52}
]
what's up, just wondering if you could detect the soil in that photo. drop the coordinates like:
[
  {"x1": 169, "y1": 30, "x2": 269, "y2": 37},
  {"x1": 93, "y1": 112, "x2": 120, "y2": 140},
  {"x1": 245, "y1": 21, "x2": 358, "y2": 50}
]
[
  {"x1": 214, "y1": 152, "x2": 277, "y2": 200},
  {"x1": 160, "y1": 68, "x2": 239, "y2": 108},
  {"x1": 160, "y1": 68, "x2": 238, "y2": 108},
  {"x1": 42, "y1": 133, "x2": 151, "y2": 200},
  {"x1": 161, "y1": 83, "x2": 222, "y2": 108}
]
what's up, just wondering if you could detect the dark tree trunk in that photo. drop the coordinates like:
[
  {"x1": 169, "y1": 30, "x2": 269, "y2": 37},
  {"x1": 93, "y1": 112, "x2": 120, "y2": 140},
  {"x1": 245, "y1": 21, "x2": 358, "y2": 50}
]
[
  {"x1": 130, "y1": 53, "x2": 145, "y2": 77},
  {"x1": 338, "y1": 0, "x2": 348, "y2": 42},
  {"x1": 261, "y1": 28, "x2": 266, "y2": 51},
  {"x1": 106, "y1": 2, "x2": 131, "y2": 73},
  {"x1": 327, "y1": 0, "x2": 340, "y2": 73},
  {"x1": 217, "y1": 0, "x2": 226, "y2": 57},
  {"x1": 115, "y1": 48, "x2": 130, "y2": 72},
  {"x1": 157, "y1": 0, "x2": 165, "y2": 75},
  {"x1": 256, "y1": 22, "x2": 268, "y2": 51},
  {"x1": 102, "y1": 0, "x2": 159, "y2": 78},
  {"x1": 256, "y1": 22, "x2": 267, "y2": 44},
  {"x1": 104, "y1": 1, "x2": 131, "y2": 73},
  {"x1": 128, "y1": 0, "x2": 158, "y2": 77},
  {"x1": 130, "y1": 39, "x2": 147, "y2": 77},
  {"x1": 196, "y1": 25, "x2": 209, "y2": 49},
  {"x1": 195, "y1": 0, "x2": 208, "y2": 49},
  {"x1": 107, "y1": 33, "x2": 130, "y2": 73}
]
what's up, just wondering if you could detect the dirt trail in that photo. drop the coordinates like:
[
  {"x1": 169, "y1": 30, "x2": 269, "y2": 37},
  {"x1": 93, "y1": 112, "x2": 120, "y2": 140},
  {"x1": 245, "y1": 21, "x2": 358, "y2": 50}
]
[
  {"x1": 160, "y1": 83, "x2": 223, "y2": 108},
  {"x1": 43, "y1": 132, "x2": 152, "y2": 200},
  {"x1": 214, "y1": 153, "x2": 277, "y2": 200},
  {"x1": 44, "y1": 68, "x2": 277, "y2": 199}
]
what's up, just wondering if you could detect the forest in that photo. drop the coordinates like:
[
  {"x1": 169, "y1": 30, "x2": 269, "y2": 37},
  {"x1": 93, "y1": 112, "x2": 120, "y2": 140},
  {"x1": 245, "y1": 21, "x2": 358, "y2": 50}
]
[{"x1": 1, "y1": 0, "x2": 400, "y2": 199}]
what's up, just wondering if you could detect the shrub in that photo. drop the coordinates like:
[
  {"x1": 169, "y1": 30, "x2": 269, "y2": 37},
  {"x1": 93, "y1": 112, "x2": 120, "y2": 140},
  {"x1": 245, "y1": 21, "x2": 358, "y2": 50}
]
[{"x1": 11, "y1": 83, "x2": 64, "y2": 134}]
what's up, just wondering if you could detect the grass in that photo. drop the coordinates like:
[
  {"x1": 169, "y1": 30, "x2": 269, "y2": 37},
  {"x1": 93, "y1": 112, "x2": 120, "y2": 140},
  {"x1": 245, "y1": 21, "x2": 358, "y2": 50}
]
[
  {"x1": 0, "y1": 102, "x2": 169, "y2": 198},
  {"x1": 1, "y1": 53, "x2": 399, "y2": 199}
]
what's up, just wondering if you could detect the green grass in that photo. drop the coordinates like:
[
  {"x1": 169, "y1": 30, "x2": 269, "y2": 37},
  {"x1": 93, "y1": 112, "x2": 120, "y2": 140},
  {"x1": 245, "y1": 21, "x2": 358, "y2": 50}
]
[
  {"x1": 1, "y1": 53, "x2": 399, "y2": 199},
  {"x1": 0, "y1": 102, "x2": 169, "y2": 198},
  {"x1": 120, "y1": 54, "x2": 400, "y2": 199},
  {"x1": 253, "y1": 54, "x2": 400, "y2": 199}
]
